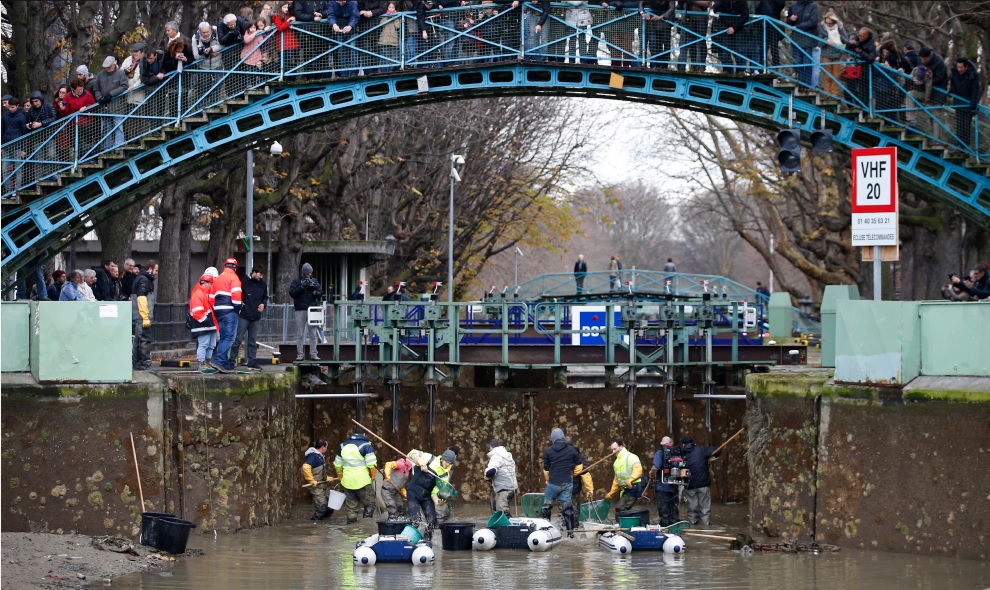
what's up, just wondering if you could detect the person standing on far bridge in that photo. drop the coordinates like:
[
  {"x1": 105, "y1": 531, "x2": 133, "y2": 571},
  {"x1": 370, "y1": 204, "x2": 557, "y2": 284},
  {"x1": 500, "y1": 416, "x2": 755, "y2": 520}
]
[
  {"x1": 574, "y1": 254, "x2": 588, "y2": 294},
  {"x1": 663, "y1": 257, "x2": 676, "y2": 272}
]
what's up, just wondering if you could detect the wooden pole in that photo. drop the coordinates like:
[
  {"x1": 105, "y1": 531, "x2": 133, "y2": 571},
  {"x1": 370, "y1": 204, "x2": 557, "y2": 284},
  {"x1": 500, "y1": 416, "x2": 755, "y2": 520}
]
[
  {"x1": 575, "y1": 447, "x2": 620, "y2": 476},
  {"x1": 352, "y1": 419, "x2": 408, "y2": 459},
  {"x1": 683, "y1": 532, "x2": 735, "y2": 541},
  {"x1": 129, "y1": 433, "x2": 145, "y2": 513},
  {"x1": 709, "y1": 427, "x2": 745, "y2": 461}
]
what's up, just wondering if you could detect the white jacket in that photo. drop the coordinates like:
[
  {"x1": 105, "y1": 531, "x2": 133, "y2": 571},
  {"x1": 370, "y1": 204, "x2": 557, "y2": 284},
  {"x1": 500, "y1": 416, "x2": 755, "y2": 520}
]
[{"x1": 486, "y1": 446, "x2": 518, "y2": 492}]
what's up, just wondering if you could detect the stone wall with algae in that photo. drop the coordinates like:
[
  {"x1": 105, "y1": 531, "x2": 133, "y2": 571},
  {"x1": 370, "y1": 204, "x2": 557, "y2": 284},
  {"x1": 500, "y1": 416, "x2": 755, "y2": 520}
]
[
  {"x1": 2, "y1": 371, "x2": 299, "y2": 538},
  {"x1": 303, "y1": 385, "x2": 749, "y2": 507},
  {"x1": 747, "y1": 370, "x2": 989, "y2": 560}
]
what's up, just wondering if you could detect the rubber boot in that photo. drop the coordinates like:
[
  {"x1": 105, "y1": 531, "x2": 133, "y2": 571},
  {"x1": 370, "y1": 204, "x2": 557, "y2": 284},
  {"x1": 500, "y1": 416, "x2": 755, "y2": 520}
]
[
  {"x1": 562, "y1": 507, "x2": 575, "y2": 538},
  {"x1": 541, "y1": 505, "x2": 552, "y2": 521},
  {"x1": 363, "y1": 505, "x2": 375, "y2": 519}
]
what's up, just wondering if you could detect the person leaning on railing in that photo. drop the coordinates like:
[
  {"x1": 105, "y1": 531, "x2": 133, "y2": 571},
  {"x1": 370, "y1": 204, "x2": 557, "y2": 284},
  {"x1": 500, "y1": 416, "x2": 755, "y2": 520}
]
[{"x1": 817, "y1": 10, "x2": 847, "y2": 98}]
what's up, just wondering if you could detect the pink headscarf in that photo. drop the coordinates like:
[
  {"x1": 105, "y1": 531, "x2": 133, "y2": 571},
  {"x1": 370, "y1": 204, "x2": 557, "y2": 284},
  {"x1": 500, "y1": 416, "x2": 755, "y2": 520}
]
[{"x1": 395, "y1": 458, "x2": 413, "y2": 476}]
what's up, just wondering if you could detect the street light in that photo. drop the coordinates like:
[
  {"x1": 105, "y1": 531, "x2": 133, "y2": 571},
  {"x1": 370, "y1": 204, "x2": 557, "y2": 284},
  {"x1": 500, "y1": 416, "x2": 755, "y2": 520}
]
[
  {"x1": 514, "y1": 246, "x2": 524, "y2": 288},
  {"x1": 246, "y1": 141, "x2": 284, "y2": 272},
  {"x1": 448, "y1": 154, "x2": 465, "y2": 303},
  {"x1": 262, "y1": 209, "x2": 280, "y2": 297},
  {"x1": 384, "y1": 234, "x2": 397, "y2": 256}
]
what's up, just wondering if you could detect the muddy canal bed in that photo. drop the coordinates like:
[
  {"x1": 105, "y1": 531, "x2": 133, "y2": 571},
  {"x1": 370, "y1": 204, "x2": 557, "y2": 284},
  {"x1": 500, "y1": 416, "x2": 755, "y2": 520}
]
[{"x1": 114, "y1": 503, "x2": 988, "y2": 589}]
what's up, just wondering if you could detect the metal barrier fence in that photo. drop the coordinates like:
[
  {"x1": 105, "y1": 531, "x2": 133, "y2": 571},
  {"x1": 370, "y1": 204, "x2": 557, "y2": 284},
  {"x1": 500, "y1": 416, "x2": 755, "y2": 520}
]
[{"x1": 3, "y1": 7, "x2": 987, "y2": 199}]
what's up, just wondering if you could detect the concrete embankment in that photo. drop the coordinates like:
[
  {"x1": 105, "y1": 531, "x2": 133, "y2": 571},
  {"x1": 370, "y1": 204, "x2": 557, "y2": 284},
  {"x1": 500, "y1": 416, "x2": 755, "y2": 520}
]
[
  {"x1": 747, "y1": 368, "x2": 989, "y2": 560},
  {"x1": 2, "y1": 370, "x2": 747, "y2": 537}
]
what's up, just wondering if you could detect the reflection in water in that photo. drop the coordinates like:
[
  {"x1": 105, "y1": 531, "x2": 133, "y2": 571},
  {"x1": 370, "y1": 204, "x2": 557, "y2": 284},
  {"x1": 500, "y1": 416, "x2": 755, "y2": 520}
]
[{"x1": 115, "y1": 504, "x2": 989, "y2": 589}]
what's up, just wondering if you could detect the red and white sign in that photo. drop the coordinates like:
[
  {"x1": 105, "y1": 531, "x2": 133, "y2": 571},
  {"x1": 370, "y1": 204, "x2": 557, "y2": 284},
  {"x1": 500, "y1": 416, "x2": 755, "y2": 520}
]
[{"x1": 851, "y1": 147, "x2": 898, "y2": 247}]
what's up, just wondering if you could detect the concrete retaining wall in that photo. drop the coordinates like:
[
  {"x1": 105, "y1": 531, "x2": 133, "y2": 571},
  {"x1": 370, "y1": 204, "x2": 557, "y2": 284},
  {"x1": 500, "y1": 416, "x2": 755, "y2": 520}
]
[{"x1": 747, "y1": 370, "x2": 989, "y2": 560}]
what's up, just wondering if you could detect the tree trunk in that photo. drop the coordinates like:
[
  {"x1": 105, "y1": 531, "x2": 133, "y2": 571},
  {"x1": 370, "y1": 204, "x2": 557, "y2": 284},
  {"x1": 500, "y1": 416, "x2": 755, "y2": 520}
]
[
  {"x1": 94, "y1": 200, "x2": 144, "y2": 268},
  {"x1": 156, "y1": 187, "x2": 186, "y2": 304}
]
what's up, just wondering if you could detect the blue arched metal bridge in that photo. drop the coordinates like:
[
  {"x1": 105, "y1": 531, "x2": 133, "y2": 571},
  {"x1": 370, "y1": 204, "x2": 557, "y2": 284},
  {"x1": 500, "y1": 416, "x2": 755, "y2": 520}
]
[{"x1": 2, "y1": 7, "x2": 988, "y2": 278}]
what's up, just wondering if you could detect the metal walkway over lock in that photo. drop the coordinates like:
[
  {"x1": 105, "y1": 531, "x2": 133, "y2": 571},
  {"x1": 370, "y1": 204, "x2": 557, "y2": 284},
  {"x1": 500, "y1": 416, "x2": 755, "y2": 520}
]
[
  {"x1": 288, "y1": 289, "x2": 801, "y2": 432},
  {"x1": 2, "y1": 8, "x2": 989, "y2": 277}
]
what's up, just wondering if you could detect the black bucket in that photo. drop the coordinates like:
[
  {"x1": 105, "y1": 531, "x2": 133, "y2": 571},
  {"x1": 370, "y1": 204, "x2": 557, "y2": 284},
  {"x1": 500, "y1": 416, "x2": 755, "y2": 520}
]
[
  {"x1": 155, "y1": 516, "x2": 197, "y2": 554},
  {"x1": 377, "y1": 520, "x2": 411, "y2": 536},
  {"x1": 617, "y1": 509, "x2": 650, "y2": 527},
  {"x1": 440, "y1": 522, "x2": 475, "y2": 551},
  {"x1": 139, "y1": 512, "x2": 174, "y2": 548}
]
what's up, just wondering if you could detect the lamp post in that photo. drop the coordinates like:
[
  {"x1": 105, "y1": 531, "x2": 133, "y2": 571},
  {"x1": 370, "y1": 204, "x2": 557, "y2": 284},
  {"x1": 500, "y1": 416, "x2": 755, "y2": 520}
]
[
  {"x1": 247, "y1": 141, "x2": 283, "y2": 272},
  {"x1": 768, "y1": 232, "x2": 774, "y2": 294},
  {"x1": 448, "y1": 154, "x2": 464, "y2": 303},
  {"x1": 514, "y1": 246, "x2": 524, "y2": 287},
  {"x1": 262, "y1": 209, "x2": 280, "y2": 298}
]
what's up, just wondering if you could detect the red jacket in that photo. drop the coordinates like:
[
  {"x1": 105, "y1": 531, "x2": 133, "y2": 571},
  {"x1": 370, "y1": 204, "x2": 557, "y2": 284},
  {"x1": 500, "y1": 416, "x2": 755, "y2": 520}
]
[
  {"x1": 273, "y1": 15, "x2": 299, "y2": 50},
  {"x1": 64, "y1": 90, "x2": 96, "y2": 126},
  {"x1": 210, "y1": 268, "x2": 242, "y2": 317},
  {"x1": 189, "y1": 284, "x2": 218, "y2": 334}
]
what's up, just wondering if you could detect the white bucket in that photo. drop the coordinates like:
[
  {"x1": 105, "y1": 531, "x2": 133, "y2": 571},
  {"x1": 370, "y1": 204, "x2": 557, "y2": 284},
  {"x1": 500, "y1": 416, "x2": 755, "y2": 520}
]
[{"x1": 328, "y1": 489, "x2": 346, "y2": 510}]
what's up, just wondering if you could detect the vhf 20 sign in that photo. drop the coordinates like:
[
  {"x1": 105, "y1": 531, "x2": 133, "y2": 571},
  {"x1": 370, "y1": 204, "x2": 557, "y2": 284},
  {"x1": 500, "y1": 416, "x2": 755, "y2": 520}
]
[{"x1": 851, "y1": 147, "x2": 898, "y2": 247}]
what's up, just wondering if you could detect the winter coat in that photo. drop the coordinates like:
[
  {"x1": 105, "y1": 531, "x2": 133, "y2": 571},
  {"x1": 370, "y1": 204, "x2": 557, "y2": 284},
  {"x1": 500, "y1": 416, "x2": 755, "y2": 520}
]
[
  {"x1": 189, "y1": 283, "x2": 217, "y2": 334},
  {"x1": 290, "y1": 275, "x2": 323, "y2": 310},
  {"x1": 93, "y1": 268, "x2": 112, "y2": 301},
  {"x1": 130, "y1": 271, "x2": 156, "y2": 323},
  {"x1": 1, "y1": 109, "x2": 28, "y2": 144},
  {"x1": 485, "y1": 446, "x2": 519, "y2": 492},
  {"x1": 63, "y1": 90, "x2": 96, "y2": 126},
  {"x1": 845, "y1": 31, "x2": 876, "y2": 64},
  {"x1": 140, "y1": 52, "x2": 166, "y2": 87},
  {"x1": 273, "y1": 14, "x2": 300, "y2": 50},
  {"x1": 328, "y1": 0, "x2": 361, "y2": 30},
  {"x1": 925, "y1": 51, "x2": 948, "y2": 101},
  {"x1": 161, "y1": 34, "x2": 195, "y2": 73},
  {"x1": 542, "y1": 440, "x2": 584, "y2": 486},
  {"x1": 211, "y1": 268, "x2": 242, "y2": 317},
  {"x1": 25, "y1": 91, "x2": 57, "y2": 129},
  {"x1": 817, "y1": 20, "x2": 848, "y2": 59},
  {"x1": 59, "y1": 282, "x2": 86, "y2": 301},
  {"x1": 239, "y1": 277, "x2": 269, "y2": 321},
  {"x1": 92, "y1": 66, "x2": 129, "y2": 104},
  {"x1": 712, "y1": 1, "x2": 748, "y2": 33},
  {"x1": 241, "y1": 29, "x2": 271, "y2": 66},
  {"x1": 754, "y1": 0, "x2": 785, "y2": 20},
  {"x1": 788, "y1": 0, "x2": 819, "y2": 48},
  {"x1": 378, "y1": 15, "x2": 401, "y2": 46},
  {"x1": 681, "y1": 441, "x2": 719, "y2": 489},
  {"x1": 192, "y1": 27, "x2": 225, "y2": 69},
  {"x1": 291, "y1": 0, "x2": 323, "y2": 21},
  {"x1": 217, "y1": 21, "x2": 244, "y2": 46},
  {"x1": 950, "y1": 57, "x2": 980, "y2": 113}
]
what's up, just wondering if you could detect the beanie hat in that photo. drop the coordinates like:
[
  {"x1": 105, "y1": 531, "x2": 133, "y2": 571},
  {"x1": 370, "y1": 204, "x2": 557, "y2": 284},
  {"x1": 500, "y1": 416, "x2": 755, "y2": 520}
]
[
  {"x1": 489, "y1": 439, "x2": 500, "y2": 449},
  {"x1": 550, "y1": 428, "x2": 565, "y2": 443},
  {"x1": 76, "y1": 65, "x2": 90, "y2": 77},
  {"x1": 441, "y1": 449, "x2": 457, "y2": 464},
  {"x1": 52, "y1": 270, "x2": 66, "y2": 279},
  {"x1": 301, "y1": 262, "x2": 313, "y2": 273},
  {"x1": 205, "y1": 266, "x2": 219, "y2": 278}
]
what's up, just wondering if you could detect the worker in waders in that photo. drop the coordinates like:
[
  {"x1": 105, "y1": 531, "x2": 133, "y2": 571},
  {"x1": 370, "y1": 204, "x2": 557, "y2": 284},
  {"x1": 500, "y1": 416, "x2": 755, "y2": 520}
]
[
  {"x1": 301, "y1": 439, "x2": 336, "y2": 521},
  {"x1": 406, "y1": 449, "x2": 455, "y2": 537},
  {"x1": 382, "y1": 457, "x2": 413, "y2": 520},
  {"x1": 605, "y1": 438, "x2": 644, "y2": 517},
  {"x1": 333, "y1": 430, "x2": 379, "y2": 524},
  {"x1": 433, "y1": 448, "x2": 458, "y2": 526}
]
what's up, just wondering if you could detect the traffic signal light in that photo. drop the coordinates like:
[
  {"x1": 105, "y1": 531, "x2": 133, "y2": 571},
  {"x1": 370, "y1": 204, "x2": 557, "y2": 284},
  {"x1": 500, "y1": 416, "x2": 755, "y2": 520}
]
[
  {"x1": 777, "y1": 128, "x2": 801, "y2": 174},
  {"x1": 810, "y1": 129, "x2": 833, "y2": 152}
]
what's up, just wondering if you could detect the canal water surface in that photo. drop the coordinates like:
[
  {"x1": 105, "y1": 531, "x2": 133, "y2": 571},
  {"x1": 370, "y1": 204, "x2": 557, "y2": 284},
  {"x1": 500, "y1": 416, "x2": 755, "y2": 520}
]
[{"x1": 116, "y1": 504, "x2": 988, "y2": 589}]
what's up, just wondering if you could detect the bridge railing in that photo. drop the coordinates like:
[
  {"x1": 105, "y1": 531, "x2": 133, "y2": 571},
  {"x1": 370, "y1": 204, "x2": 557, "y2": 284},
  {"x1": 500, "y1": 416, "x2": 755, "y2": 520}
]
[{"x1": 3, "y1": 8, "x2": 987, "y2": 200}]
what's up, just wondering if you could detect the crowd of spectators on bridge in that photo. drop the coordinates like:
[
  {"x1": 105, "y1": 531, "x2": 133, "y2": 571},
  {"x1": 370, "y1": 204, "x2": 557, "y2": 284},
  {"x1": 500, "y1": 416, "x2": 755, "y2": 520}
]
[{"x1": 1, "y1": 0, "x2": 984, "y2": 196}]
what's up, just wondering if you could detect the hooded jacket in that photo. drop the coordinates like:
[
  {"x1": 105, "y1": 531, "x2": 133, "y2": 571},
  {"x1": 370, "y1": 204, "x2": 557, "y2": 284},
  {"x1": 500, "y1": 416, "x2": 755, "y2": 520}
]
[
  {"x1": 26, "y1": 91, "x2": 57, "y2": 129},
  {"x1": 682, "y1": 440, "x2": 719, "y2": 489},
  {"x1": 1, "y1": 107, "x2": 28, "y2": 144},
  {"x1": 289, "y1": 273, "x2": 323, "y2": 310},
  {"x1": 485, "y1": 445, "x2": 518, "y2": 493},
  {"x1": 543, "y1": 438, "x2": 584, "y2": 486},
  {"x1": 301, "y1": 447, "x2": 329, "y2": 487},
  {"x1": 130, "y1": 270, "x2": 156, "y2": 325}
]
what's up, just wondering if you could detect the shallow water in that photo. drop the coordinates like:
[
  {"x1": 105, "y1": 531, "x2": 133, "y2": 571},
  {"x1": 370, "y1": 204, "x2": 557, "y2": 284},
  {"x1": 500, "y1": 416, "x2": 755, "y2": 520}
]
[{"x1": 116, "y1": 504, "x2": 989, "y2": 589}]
